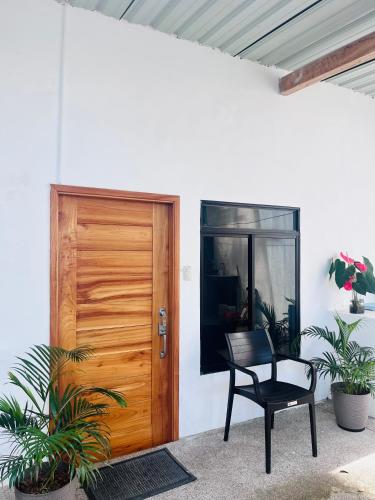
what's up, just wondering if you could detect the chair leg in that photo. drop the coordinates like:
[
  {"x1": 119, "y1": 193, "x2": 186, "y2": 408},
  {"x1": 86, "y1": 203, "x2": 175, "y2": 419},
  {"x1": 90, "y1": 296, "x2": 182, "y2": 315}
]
[
  {"x1": 224, "y1": 370, "x2": 235, "y2": 442},
  {"x1": 265, "y1": 408, "x2": 272, "y2": 474},
  {"x1": 309, "y1": 403, "x2": 317, "y2": 457},
  {"x1": 271, "y1": 412, "x2": 274, "y2": 430}
]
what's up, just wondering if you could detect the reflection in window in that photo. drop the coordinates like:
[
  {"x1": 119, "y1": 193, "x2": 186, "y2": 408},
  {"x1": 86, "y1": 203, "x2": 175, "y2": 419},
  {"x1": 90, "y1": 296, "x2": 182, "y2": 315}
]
[
  {"x1": 254, "y1": 238, "x2": 297, "y2": 354},
  {"x1": 202, "y1": 204, "x2": 296, "y2": 231},
  {"x1": 201, "y1": 237, "x2": 249, "y2": 373}
]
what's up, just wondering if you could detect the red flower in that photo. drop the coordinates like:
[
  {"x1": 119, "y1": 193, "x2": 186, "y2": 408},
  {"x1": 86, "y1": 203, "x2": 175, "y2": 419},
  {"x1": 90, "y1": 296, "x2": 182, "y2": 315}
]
[
  {"x1": 355, "y1": 261, "x2": 368, "y2": 273},
  {"x1": 340, "y1": 252, "x2": 354, "y2": 265},
  {"x1": 343, "y1": 280, "x2": 353, "y2": 291}
]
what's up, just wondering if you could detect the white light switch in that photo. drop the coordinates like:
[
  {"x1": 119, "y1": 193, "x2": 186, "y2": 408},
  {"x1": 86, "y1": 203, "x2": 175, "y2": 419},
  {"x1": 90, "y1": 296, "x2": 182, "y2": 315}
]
[{"x1": 182, "y1": 266, "x2": 192, "y2": 281}]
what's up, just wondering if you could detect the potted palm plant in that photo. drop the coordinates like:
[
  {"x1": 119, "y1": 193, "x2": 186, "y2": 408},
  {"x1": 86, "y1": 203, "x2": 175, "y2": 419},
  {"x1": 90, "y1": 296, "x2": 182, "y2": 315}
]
[
  {"x1": 302, "y1": 314, "x2": 375, "y2": 431},
  {"x1": 0, "y1": 345, "x2": 126, "y2": 499}
]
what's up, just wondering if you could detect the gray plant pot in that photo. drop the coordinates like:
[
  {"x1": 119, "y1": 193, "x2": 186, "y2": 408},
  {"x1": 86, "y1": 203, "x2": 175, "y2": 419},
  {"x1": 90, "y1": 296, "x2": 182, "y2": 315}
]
[
  {"x1": 331, "y1": 382, "x2": 370, "y2": 432},
  {"x1": 15, "y1": 478, "x2": 76, "y2": 500}
]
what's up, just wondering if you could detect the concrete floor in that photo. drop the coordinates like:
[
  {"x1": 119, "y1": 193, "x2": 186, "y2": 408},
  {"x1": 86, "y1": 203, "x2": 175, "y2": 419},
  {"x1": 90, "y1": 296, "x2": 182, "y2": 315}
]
[{"x1": 2, "y1": 401, "x2": 375, "y2": 499}]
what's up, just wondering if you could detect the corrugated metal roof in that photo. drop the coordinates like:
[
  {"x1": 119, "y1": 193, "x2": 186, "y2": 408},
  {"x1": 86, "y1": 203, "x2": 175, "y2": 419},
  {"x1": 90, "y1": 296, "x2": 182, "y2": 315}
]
[{"x1": 67, "y1": 0, "x2": 375, "y2": 98}]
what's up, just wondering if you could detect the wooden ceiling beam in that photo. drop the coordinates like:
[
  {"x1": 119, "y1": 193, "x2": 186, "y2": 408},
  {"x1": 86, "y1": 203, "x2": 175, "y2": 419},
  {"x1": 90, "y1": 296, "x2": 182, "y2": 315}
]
[{"x1": 279, "y1": 31, "x2": 375, "y2": 95}]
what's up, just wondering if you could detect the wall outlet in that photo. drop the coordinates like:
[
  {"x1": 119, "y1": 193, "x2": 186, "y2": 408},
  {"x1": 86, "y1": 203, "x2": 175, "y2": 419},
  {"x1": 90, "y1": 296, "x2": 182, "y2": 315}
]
[{"x1": 182, "y1": 266, "x2": 192, "y2": 281}]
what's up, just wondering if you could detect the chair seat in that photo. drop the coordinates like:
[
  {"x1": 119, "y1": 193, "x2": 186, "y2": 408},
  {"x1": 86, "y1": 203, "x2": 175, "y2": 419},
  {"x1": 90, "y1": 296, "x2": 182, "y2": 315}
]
[{"x1": 237, "y1": 379, "x2": 310, "y2": 404}]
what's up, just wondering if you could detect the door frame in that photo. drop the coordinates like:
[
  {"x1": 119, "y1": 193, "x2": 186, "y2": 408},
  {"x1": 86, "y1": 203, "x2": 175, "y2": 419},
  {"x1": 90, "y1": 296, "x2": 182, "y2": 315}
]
[{"x1": 50, "y1": 184, "x2": 180, "y2": 442}]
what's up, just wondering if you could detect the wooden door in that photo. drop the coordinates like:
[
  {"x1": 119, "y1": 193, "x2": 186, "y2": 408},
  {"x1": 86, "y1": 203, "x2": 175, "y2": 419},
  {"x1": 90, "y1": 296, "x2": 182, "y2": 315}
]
[{"x1": 51, "y1": 185, "x2": 179, "y2": 457}]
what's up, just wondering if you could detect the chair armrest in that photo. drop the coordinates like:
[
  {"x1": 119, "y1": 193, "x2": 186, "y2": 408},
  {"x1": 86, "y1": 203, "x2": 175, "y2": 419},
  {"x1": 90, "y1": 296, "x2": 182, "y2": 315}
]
[
  {"x1": 227, "y1": 360, "x2": 264, "y2": 402},
  {"x1": 276, "y1": 354, "x2": 317, "y2": 392}
]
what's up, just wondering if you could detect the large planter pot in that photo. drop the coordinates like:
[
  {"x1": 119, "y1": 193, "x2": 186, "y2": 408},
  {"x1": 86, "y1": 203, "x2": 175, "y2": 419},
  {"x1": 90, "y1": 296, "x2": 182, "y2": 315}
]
[
  {"x1": 332, "y1": 382, "x2": 370, "y2": 432},
  {"x1": 15, "y1": 478, "x2": 76, "y2": 500}
]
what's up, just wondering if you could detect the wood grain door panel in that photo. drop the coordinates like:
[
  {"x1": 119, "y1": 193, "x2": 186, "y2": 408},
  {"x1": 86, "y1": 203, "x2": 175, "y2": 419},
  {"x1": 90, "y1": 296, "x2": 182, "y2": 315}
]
[
  {"x1": 77, "y1": 224, "x2": 152, "y2": 251},
  {"x1": 77, "y1": 277, "x2": 152, "y2": 303},
  {"x1": 76, "y1": 325, "x2": 152, "y2": 351},
  {"x1": 74, "y1": 349, "x2": 152, "y2": 386},
  {"x1": 77, "y1": 250, "x2": 152, "y2": 278},
  {"x1": 52, "y1": 187, "x2": 178, "y2": 457},
  {"x1": 110, "y1": 428, "x2": 153, "y2": 457},
  {"x1": 76, "y1": 298, "x2": 152, "y2": 331},
  {"x1": 77, "y1": 198, "x2": 153, "y2": 226}
]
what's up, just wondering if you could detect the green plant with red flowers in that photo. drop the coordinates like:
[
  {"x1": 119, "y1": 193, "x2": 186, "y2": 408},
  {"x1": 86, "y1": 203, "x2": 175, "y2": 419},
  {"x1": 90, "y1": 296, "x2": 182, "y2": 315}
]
[{"x1": 329, "y1": 252, "x2": 375, "y2": 296}]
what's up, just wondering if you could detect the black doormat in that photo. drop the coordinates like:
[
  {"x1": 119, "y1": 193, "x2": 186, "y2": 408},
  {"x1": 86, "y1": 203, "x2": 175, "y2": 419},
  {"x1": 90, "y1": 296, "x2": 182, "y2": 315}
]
[{"x1": 84, "y1": 448, "x2": 196, "y2": 500}]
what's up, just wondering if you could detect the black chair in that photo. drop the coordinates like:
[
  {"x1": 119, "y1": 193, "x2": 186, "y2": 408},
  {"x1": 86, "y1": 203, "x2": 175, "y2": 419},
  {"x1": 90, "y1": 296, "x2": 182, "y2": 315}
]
[{"x1": 223, "y1": 330, "x2": 317, "y2": 474}]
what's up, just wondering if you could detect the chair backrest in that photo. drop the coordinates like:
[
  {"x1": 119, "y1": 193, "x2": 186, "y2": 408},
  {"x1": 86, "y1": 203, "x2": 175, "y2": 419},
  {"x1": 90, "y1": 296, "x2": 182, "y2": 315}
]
[{"x1": 225, "y1": 330, "x2": 274, "y2": 367}]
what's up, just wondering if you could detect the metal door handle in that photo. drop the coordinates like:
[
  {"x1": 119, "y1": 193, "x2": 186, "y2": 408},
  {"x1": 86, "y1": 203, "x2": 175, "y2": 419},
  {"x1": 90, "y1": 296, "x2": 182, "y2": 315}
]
[
  {"x1": 159, "y1": 307, "x2": 167, "y2": 359},
  {"x1": 160, "y1": 333, "x2": 167, "y2": 359}
]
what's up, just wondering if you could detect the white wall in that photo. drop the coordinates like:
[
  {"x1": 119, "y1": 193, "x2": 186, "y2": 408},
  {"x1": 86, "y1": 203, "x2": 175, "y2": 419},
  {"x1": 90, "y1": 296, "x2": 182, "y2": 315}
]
[
  {"x1": 0, "y1": 0, "x2": 61, "y2": 388},
  {"x1": 1, "y1": 0, "x2": 375, "y2": 438}
]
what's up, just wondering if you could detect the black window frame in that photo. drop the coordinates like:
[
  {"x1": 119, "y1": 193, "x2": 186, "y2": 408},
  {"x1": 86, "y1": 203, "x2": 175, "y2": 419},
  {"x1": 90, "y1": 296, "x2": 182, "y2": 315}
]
[{"x1": 200, "y1": 200, "x2": 301, "y2": 375}]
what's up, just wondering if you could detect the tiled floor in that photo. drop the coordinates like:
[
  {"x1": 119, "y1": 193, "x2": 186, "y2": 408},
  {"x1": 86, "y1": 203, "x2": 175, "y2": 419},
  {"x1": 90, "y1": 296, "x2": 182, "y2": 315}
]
[{"x1": 2, "y1": 401, "x2": 375, "y2": 499}]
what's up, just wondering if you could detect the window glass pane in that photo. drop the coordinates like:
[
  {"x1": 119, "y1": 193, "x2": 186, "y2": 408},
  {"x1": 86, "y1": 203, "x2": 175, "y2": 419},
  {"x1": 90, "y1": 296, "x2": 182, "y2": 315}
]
[
  {"x1": 202, "y1": 204, "x2": 296, "y2": 231},
  {"x1": 254, "y1": 237, "x2": 297, "y2": 354},
  {"x1": 201, "y1": 236, "x2": 249, "y2": 374}
]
